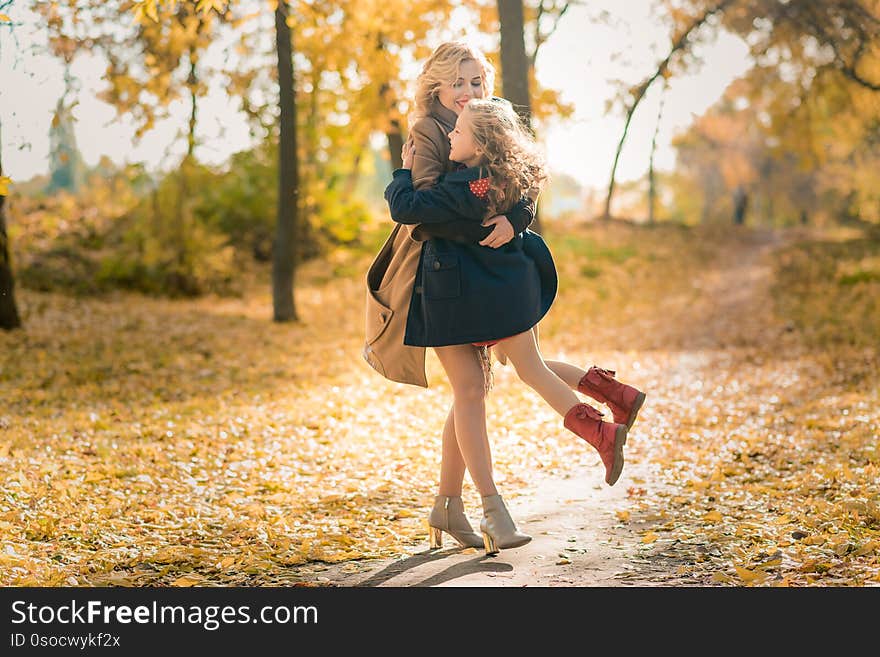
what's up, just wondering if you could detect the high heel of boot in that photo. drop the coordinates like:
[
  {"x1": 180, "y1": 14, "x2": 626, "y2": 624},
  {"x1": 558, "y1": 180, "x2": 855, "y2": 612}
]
[
  {"x1": 480, "y1": 494, "x2": 531, "y2": 555},
  {"x1": 482, "y1": 531, "x2": 498, "y2": 555},
  {"x1": 427, "y1": 495, "x2": 483, "y2": 549},
  {"x1": 429, "y1": 526, "x2": 443, "y2": 549}
]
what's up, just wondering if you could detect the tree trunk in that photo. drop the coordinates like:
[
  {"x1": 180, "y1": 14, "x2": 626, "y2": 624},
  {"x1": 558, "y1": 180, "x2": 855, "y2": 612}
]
[
  {"x1": 648, "y1": 81, "x2": 668, "y2": 224},
  {"x1": 175, "y1": 53, "x2": 199, "y2": 283},
  {"x1": 387, "y1": 119, "x2": 404, "y2": 170},
  {"x1": 377, "y1": 75, "x2": 404, "y2": 170},
  {"x1": 187, "y1": 47, "x2": 198, "y2": 159},
  {"x1": 273, "y1": 1, "x2": 299, "y2": 322},
  {"x1": 497, "y1": 0, "x2": 542, "y2": 234},
  {"x1": 497, "y1": 0, "x2": 532, "y2": 126},
  {"x1": 0, "y1": 121, "x2": 22, "y2": 330}
]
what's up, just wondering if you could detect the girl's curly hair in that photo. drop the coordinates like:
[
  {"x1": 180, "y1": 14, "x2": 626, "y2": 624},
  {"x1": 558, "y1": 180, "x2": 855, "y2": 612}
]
[
  {"x1": 465, "y1": 98, "x2": 548, "y2": 218},
  {"x1": 411, "y1": 42, "x2": 495, "y2": 124}
]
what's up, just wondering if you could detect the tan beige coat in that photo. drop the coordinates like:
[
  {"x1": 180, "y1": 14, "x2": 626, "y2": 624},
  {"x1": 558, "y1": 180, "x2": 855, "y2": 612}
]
[{"x1": 363, "y1": 100, "x2": 458, "y2": 386}]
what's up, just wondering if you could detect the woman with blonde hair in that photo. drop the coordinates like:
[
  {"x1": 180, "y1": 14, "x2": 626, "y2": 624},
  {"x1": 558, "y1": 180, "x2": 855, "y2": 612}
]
[{"x1": 366, "y1": 43, "x2": 646, "y2": 555}]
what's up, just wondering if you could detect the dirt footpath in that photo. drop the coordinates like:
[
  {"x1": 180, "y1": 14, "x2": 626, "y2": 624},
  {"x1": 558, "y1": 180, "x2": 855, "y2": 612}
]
[
  {"x1": 306, "y1": 461, "x2": 645, "y2": 587},
  {"x1": 305, "y1": 227, "x2": 789, "y2": 587}
]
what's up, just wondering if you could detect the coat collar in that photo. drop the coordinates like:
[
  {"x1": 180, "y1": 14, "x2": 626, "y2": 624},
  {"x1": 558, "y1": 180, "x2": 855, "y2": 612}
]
[
  {"x1": 444, "y1": 164, "x2": 488, "y2": 182},
  {"x1": 429, "y1": 96, "x2": 458, "y2": 132}
]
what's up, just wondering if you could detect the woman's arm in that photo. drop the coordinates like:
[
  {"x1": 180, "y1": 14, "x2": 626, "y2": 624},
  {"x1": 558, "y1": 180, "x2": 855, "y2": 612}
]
[{"x1": 410, "y1": 120, "x2": 446, "y2": 191}]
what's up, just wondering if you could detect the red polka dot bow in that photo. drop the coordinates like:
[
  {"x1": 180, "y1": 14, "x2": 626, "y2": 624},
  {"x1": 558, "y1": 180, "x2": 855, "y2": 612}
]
[{"x1": 468, "y1": 178, "x2": 490, "y2": 200}]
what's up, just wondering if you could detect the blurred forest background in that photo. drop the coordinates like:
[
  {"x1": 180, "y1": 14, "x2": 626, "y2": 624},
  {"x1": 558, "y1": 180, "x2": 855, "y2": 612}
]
[
  {"x1": 0, "y1": 1, "x2": 878, "y2": 586},
  {"x1": 1, "y1": 0, "x2": 877, "y2": 308}
]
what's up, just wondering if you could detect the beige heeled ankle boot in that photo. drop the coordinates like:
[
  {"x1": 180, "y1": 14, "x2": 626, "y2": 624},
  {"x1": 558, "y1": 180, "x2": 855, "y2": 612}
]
[
  {"x1": 480, "y1": 494, "x2": 531, "y2": 555},
  {"x1": 428, "y1": 495, "x2": 484, "y2": 549}
]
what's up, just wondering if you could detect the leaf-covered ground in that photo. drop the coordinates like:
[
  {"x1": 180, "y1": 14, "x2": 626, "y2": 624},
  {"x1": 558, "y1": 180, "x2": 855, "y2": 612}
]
[{"x1": 1, "y1": 220, "x2": 877, "y2": 586}]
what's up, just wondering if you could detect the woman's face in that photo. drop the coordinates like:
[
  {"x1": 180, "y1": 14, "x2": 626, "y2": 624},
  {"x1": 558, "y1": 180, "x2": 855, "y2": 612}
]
[
  {"x1": 448, "y1": 106, "x2": 481, "y2": 167},
  {"x1": 436, "y1": 58, "x2": 486, "y2": 115}
]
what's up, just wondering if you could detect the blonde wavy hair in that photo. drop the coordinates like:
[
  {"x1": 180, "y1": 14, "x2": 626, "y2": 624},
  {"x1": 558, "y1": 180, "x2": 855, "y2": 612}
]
[
  {"x1": 465, "y1": 98, "x2": 548, "y2": 218},
  {"x1": 411, "y1": 42, "x2": 495, "y2": 123}
]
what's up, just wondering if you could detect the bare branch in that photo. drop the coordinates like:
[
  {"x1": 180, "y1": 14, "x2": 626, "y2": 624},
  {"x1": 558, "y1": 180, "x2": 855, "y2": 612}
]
[
  {"x1": 530, "y1": 1, "x2": 580, "y2": 67},
  {"x1": 603, "y1": 0, "x2": 736, "y2": 219}
]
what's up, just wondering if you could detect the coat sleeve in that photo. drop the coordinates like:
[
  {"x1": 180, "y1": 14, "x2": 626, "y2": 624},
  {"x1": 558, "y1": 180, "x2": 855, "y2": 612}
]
[
  {"x1": 502, "y1": 195, "x2": 536, "y2": 234},
  {"x1": 405, "y1": 118, "x2": 456, "y2": 241},
  {"x1": 410, "y1": 120, "x2": 447, "y2": 191},
  {"x1": 411, "y1": 218, "x2": 494, "y2": 243},
  {"x1": 385, "y1": 169, "x2": 488, "y2": 225}
]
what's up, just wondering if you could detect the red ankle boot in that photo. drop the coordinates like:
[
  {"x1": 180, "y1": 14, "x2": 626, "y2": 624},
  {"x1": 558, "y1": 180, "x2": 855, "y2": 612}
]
[
  {"x1": 578, "y1": 366, "x2": 646, "y2": 430},
  {"x1": 564, "y1": 403, "x2": 627, "y2": 486}
]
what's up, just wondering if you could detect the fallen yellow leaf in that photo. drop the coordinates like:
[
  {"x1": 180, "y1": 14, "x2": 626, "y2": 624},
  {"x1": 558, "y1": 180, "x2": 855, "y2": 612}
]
[
  {"x1": 735, "y1": 566, "x2": 768, "y2": 583},
  {"x1": 703, "y1": 510, "x2": 723, "y2": 522},
  {"x1": 854, "y1": 541, "x2": 877, "y2": 557},
  {"x1": 172, "y1": 575, "x2": 201, "y2": 587},
  {"x1": 642, "y1": 532, "x2": 659, "y2": 543}
]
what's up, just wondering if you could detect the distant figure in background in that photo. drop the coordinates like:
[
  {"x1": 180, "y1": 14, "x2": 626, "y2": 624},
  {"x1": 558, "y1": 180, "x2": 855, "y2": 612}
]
[{"x1": 734, "y1": 185, "x2": 748, "y2": 225}]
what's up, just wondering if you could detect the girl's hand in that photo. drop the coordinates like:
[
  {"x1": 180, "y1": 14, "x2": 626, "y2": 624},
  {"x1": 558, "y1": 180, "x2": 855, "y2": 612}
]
[
  {"x1": 402, "y1": 138, "x2": 415, "y2": 169},
  {"x1": 479, "y1": 215, "x2": 514, "y2": 248}
]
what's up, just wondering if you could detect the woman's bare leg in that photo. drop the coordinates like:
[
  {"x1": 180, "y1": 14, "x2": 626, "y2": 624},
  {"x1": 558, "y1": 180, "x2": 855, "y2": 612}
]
[
  {"x1": 434, "y1": 344, "x2": 497, "y2": 497},
  {"x1": 499, "y1": 330, "x2": 581, "y2": 417},
  {"x1": 438, "y1": 403, "x2": 467, "y2": 497}
]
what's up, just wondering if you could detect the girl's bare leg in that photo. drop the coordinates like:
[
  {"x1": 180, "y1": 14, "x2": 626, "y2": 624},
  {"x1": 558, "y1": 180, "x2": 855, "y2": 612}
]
[
  {"x1": 437, "y1": 403, "x2": 467, "y2": 497},
  {"x1": 498, "y1": 330, "x2": 581, "y2": 417},
  {"x1": 494, "y1": 328, "x2": 586, "y2": 389},
  {"x1": 434, "y1": 344, "x2": 498, "y2": 497},
  {"x1": 540, "y1": 360, "x2": 586, "y2": 389}
]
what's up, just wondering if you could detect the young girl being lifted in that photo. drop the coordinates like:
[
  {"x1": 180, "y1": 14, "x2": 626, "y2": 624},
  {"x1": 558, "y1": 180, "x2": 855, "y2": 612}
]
[{"x1": 385, "y1": 96, "x2": 647, "y2": 552}]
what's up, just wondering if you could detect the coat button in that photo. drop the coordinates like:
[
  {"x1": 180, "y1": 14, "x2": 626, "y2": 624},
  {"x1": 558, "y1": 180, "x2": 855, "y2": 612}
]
[{"x1": 433, "y1": 260, "x2": 441, "y2": 270}]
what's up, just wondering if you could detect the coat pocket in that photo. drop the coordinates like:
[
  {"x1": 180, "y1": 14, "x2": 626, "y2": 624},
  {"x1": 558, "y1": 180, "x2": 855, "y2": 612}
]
[
  {"x1": 422, "y1": 254, "x2": 461, "y2": 300},
  {"x1": 365, "y1": 287, "x2": 394, "y2": 346}
]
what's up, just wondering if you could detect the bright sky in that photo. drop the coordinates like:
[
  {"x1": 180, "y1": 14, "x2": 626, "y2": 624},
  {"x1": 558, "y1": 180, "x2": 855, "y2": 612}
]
[{"x1": 0, "y1": 2, "x2": 751, "y2": 192}]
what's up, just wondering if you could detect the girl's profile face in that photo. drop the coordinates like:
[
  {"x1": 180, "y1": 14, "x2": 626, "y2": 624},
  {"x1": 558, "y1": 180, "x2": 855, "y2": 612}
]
[
  {"x1": 448, "y1": 106, "x2": 481, "y2": 167},
  {"x1": 436, "y1": 58, "x2": 486, "y2": 115}
]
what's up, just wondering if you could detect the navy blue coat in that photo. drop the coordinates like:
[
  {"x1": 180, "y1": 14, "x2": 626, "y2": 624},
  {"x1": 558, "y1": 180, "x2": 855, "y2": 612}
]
[{"x1": 384, "y1": 168, "x2": 558, "y2": 348}]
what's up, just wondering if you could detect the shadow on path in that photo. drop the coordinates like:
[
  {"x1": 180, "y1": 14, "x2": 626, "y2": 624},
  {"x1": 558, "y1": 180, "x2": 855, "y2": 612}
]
[{"x1": 355, "y1": 547, "x2": 512, "y2": 587}]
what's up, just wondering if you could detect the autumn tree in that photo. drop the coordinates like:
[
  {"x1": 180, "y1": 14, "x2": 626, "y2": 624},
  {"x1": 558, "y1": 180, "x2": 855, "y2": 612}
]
[
  {"x1": 271, "y1": 0, "x2": 298, "y2": 321},
  {"x1": 478, "y1": 0, "x2": 574, "y2": 232},
  {"x1": 34, "y1": 0, "x2": 232, "y2": 293},
  {"x1": 48, "y1": 65, "x2": 85, "y2": 193},
  {"x1": 604, "y1": 0, "x2": 880, "y2": 219},
  {"x1": 668, "y1": 65, "x2": 878, "y2": 227}
]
